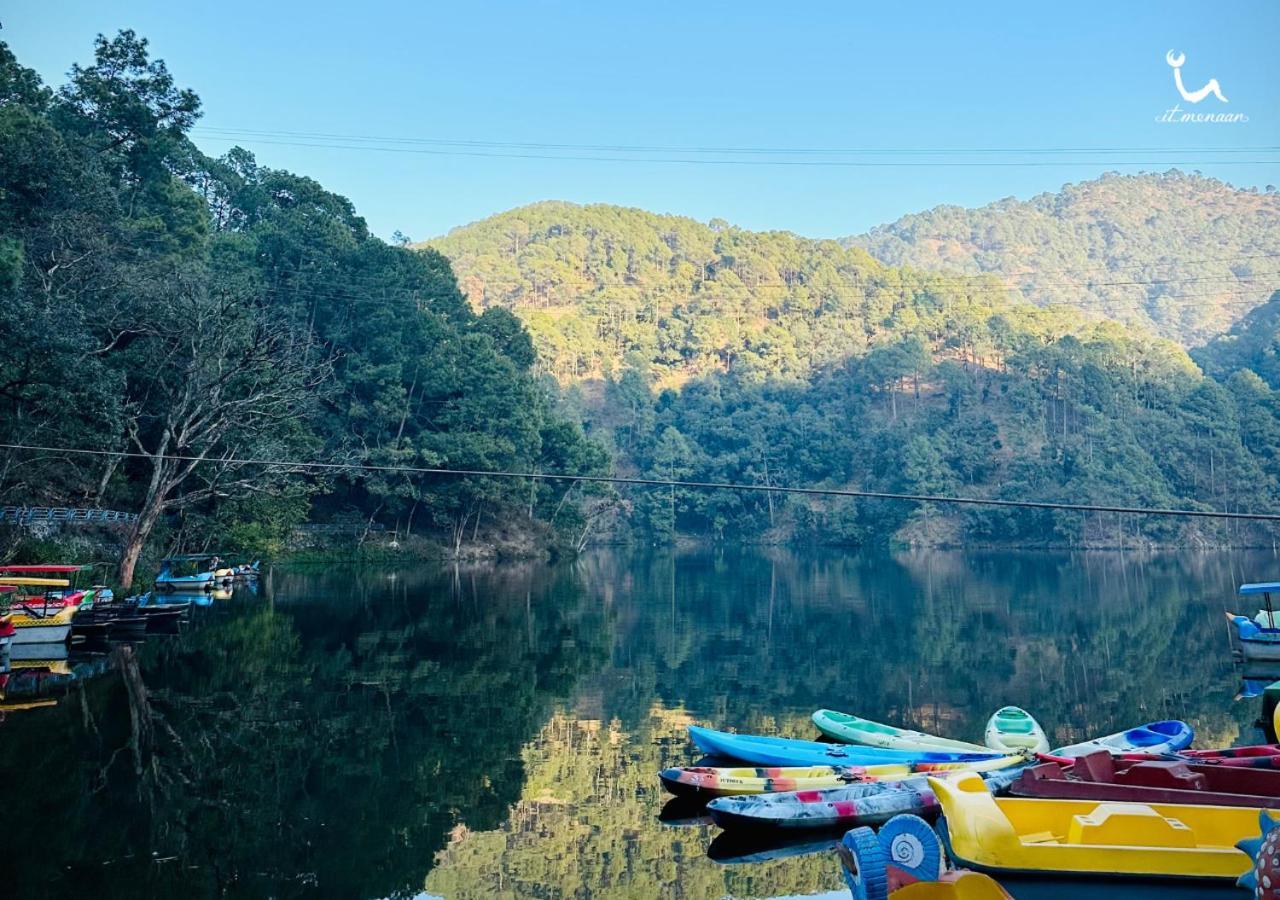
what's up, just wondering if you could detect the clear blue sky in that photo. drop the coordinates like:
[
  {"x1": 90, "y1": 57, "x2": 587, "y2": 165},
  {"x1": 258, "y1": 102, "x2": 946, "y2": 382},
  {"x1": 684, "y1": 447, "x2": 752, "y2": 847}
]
[{"x1": 5, "y1": 1, "x2": 1279, "y2": 241}]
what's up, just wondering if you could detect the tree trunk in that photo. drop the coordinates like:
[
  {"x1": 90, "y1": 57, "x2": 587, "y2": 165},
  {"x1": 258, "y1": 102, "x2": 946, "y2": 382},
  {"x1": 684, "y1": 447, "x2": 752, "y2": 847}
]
[{"x1": 118, "y1": 489, "x2": 168, "y2": 589}]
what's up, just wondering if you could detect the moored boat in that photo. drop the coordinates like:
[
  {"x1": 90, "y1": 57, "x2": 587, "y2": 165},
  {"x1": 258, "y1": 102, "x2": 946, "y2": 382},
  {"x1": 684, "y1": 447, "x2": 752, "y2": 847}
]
[
  {"x1": 1052, "y1": 719, "x2": 1194, "y2": 758},
  {"x1": 7, "y1": 603, "x2": 75, "y2": 644},
  {"x1": 930, "y1": 771, "x2": 1260, "y2": 881},
  {"x1": 660, "y1": 752, "x2": 1027, "y2": 799},
  {"x1": 687, "y1": 725, "x2": 1010, "y2": 768},
  {"x1": 705, "y1": 776, "x2": 939, "y2": 832},
  {"x1": 1228, "y1": 582, "x2": 1280, "y2": 662},
  {"x1": 811, "y1": 709, "x2": 990, "y2": 754},
  {"x1": 983, "y1": 707, "x2": 1049, "y2": 755},
  {"x1": 1009, "y1": 750, "x2": 1280, "y2": 808},
  {"x1": 659, "y1": 763, "x2": 911, "y2": 798}
]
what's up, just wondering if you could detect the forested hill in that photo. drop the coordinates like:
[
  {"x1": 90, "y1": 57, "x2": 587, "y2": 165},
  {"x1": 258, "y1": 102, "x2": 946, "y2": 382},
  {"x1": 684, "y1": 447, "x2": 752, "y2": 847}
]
[
  {"x1": 431, "y1": 202, "x2": 1280, "y2": 548},
  {"x1": 847, "y1": 172, "x2": 1280, "y2": 346},
  {"x1": 429, "y1": 202, "x2": 1012, "y2": 387},
  {"x1": 1195, "y1": 291, "x2": 1280, "y2": 389}
]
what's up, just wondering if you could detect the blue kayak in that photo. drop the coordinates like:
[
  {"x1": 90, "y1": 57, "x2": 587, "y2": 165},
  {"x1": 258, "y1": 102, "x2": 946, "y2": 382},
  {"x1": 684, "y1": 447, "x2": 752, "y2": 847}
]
[
  {"x1": 688, "y1": 726, "x2": 1009, "y2": 767},
  {"x1": 1050, "y1": 720, "x2": 1194, "y2": 758}
]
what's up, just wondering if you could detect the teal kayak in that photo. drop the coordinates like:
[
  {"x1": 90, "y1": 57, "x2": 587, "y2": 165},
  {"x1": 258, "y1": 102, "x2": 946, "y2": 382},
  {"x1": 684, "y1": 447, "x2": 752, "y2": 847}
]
[
  {"x1": 688, "y1": 726, "x2": 1008, "y2": 767},
  {"x1": 983, "y1": 706, "x2": 1049, "y2": 754},
  {"x1": 811, "y1": 709, "x2": 989, "y2": 753}
]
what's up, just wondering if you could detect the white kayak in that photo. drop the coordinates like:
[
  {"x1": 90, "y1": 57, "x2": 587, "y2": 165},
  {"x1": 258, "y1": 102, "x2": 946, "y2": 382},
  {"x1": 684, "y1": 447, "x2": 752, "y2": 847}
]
[{"x1": 983, "y1": 706, "x2": 1049, "y2": 755}]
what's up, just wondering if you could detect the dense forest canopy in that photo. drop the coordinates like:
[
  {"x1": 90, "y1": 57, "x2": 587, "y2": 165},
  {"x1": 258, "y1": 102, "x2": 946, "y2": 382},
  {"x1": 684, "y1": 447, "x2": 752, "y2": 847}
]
[
  {"x1": 1195, "y1": 291, "x2": 1280, "y2": 390},
  {"x1": 0, "y1": 33, "x2": 606, "y2": 582},
  {"x1": 847, "y1": 172, "x2": 1280, "y2": 346},
  {"x1": 432, "y1": 199, "x2": 1280, "y2": 548}
]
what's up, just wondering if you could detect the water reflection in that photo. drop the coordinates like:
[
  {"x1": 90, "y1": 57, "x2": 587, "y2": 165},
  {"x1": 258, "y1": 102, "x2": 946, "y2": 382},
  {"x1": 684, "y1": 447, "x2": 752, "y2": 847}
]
[{"x1": 0, "y1": 548, "x2": 1274, "y2": 898}]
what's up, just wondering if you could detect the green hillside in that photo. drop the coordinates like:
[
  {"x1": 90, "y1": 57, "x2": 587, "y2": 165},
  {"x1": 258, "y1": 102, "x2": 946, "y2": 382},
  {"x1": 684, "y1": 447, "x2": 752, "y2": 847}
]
[
  {"x1": 429, "y1": 201, "x2": 1280, "y2": 547},
  {"x1": 1195, "y1": 292, "x2": 1280, "y2": 389},
  {"x1": 848, "y1": 172, "x2": 1280, "y2": 345},
  {"x1": 430, "y1": 201, "x2": 1020, "y2": 387}
]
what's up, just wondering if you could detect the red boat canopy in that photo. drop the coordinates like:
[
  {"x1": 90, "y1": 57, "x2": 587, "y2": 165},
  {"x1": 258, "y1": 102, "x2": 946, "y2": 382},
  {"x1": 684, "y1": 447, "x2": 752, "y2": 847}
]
[
  {"x1": 0, "y1": 585, "x2": 15, "y2": 593},
  {"x1": 0, "y1": 564, "x2": 88, "y2": 573}
]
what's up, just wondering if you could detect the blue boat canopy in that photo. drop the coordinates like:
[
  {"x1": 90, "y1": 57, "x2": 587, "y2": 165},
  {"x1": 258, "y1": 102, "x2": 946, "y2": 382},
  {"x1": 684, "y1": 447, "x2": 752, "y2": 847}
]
[{"x1": 1240, "y1": 582, "x2": 1280, "y2": 595}]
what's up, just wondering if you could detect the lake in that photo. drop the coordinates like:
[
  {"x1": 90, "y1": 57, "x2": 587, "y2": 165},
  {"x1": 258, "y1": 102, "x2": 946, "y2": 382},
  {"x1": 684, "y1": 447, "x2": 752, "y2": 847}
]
[{"x1": 2, "y1": 547, "x2": 1277, "y2": 899}]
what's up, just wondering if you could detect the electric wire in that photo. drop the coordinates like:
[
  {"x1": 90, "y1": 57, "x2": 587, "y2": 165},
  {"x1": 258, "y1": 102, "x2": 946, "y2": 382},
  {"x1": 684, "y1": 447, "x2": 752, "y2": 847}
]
[{"x1": 1, "y1": 443, "x2": 1276, "y2": 523}]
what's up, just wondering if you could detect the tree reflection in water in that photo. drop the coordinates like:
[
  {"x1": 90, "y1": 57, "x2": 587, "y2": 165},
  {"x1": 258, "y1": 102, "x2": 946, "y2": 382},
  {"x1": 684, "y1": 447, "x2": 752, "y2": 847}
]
[{"x1": 0, "y1": 548, "x2": 1271, "y2": 898}]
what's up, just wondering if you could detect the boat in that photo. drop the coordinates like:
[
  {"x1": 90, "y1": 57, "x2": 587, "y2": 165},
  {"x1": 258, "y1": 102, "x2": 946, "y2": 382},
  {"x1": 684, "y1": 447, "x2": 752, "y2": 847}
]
[
  {"x1": 7, "y1": 603, "x2": 75, "y2": 644},
  {"x1": 839, "y1": 814, "x2": 1013, "y2": 900},
  {"x1": 812, "y1": 709, "x2": 990, "y2": 753},
  {"x1": 1180, "y1": 745, "x2": 1280, "y2": 761},
  {"x1": 1051, "y1": 720, "x2": 1193, "y2": 758},
  {"x1": 660, "y1": 753, "x2": 1028, "y2": 799},
  {"x1": 983, "y1": 707, "x2": 1049, "y2": 755},
  {"x1": 705, "y1": 776, "x2": 939, "y2": 832},
  {"x1": 155, "y1": 556, "x2": 220, "y2": 591},
  {"x1": 1238, "y1": 809, "x2": 1280, "y2": 898},
  {"x1": 1227, "y1": 582, "x2": 1280, "y2": 662},
  {"x1": 930, "y1": 771, "x2": 1260, "y2": 881},
  {"x1": 659, "y1": 763, "x2": 911, "y2": 798},
  {"x1": 687, "y1": 726, "x2": 1010, "y2": 768},
  {"x1": 8, "y1": 640, "x2": 72, "y2": 662},
  {"x1": 1009, "y1": 750, "x2": 1280, "y2": 808}
]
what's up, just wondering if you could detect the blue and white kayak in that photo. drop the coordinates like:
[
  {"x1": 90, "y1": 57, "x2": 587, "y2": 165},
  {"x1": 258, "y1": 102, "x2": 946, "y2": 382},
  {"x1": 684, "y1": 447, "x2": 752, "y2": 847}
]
[
  {"x1": 687, "y1": 726, "x2": 1008, "y2": 768},
  {"x1": 1050, "y1": 720, "x2": 1194, "y2": 758}
]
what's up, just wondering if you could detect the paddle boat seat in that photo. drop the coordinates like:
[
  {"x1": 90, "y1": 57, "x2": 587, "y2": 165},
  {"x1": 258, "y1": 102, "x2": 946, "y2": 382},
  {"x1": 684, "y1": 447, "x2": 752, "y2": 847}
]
[{"x1": 1068, "y1": 804, "x2": 1197, "y2": 848}]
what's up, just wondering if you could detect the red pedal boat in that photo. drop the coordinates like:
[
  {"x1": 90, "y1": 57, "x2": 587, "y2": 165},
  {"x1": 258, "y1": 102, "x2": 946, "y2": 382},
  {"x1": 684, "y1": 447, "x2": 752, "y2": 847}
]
[{"x1": 1010, "y1": 750, "x2": 1280, "y2": 807}]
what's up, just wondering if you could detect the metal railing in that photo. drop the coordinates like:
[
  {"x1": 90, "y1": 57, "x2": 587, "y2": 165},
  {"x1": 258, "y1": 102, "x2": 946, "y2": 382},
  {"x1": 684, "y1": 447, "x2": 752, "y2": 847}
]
[
  {"x1": 294, "y1": 522, "x2": 387, "y2": 534},
  {"x1": 0, "y1": 506, "x2": 138, "y2": 525}
]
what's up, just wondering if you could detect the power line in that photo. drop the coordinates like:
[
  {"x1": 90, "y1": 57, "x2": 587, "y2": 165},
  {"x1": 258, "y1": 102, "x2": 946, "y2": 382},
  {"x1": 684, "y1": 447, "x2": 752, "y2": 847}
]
[
  {"x1": 191, "y1": 127, "x2": 1280, "y2": 157},
  {"x1": 188, "y1": 135, "x2": 1280, "y2": 168},
  {"x1": 1, "y1": 443, "x2": 1277, "y2": 523}
]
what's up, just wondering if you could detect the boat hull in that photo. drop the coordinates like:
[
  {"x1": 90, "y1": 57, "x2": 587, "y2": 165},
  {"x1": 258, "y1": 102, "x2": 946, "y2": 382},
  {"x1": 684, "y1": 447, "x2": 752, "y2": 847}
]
[
  {"x1": 1009, "y1": 753, "x2": 1280, "y2": 808},
  {"x1": 811, "y1": 709, "x2": 990, "y2": 753},
  {"x1": 931, "y1": 772, "x2": 1258, "y2": 881},
  {"x1": 1052, "y1": 720, "x2": 1194, "y2": 758},
  {"x1": 10, "y1": 623, "x2": 71, "y2": 644},
  {"x1": 1240, "y1": 639, "x2": 1280, "y2": 663},
  {"x1": 705, "y1": 777, "x2": 938, "y2": 831},
  {"x1": 688, "y1": 726, "x2": 1008, "y2": 768},
  {"x1": 659, "y1": 764, "x2": 911, "y2": 798}
]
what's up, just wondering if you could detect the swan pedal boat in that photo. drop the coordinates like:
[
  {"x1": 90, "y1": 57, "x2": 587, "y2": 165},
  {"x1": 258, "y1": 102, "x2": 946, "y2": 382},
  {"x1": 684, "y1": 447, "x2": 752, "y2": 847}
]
[{"x1": 931, "y1": 771, "x2": 1262, "y2": 881}]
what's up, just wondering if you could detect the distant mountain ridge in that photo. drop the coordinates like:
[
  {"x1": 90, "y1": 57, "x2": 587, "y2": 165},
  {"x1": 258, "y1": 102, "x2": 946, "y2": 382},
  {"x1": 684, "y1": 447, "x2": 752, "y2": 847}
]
[{"x1": 846, "y1": 171, "x2": 1280, "y2": 346}]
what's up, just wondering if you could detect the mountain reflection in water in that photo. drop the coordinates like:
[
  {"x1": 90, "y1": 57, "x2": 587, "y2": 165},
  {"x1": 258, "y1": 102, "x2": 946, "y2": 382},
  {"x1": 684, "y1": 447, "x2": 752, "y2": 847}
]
[{"x1": 0, "y1": 548, "x2": 1272, "y2": 899}]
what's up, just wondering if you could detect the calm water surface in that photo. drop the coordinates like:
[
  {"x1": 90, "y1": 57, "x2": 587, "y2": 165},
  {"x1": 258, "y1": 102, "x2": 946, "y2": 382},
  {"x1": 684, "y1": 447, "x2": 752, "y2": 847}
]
[{"x1": 3, "y1": 548, "x2": 1277, "y2": 899}]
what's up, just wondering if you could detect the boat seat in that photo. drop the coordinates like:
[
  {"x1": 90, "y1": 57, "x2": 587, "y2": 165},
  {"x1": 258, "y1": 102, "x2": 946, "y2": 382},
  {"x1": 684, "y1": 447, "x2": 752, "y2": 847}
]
[
  {"x1": 1023, "y1": 762, "x2": 1068, "y2": 781},
  {"x1": 1072, "y1": 750, "x2": 1116, "y2": 783},
  {"x1": 1066, "y1": 804, "x2": 1196, "y2": 848},
  {"x1": 1115, "y1": 761, "x2": 1207, "y2": 791}
]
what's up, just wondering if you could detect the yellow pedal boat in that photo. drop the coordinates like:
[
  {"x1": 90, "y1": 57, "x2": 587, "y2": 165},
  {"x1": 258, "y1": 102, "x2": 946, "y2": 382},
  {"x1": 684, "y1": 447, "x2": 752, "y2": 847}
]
[{"x1": 930, "y1": 772, "x2": 1268, "y2": 881}]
